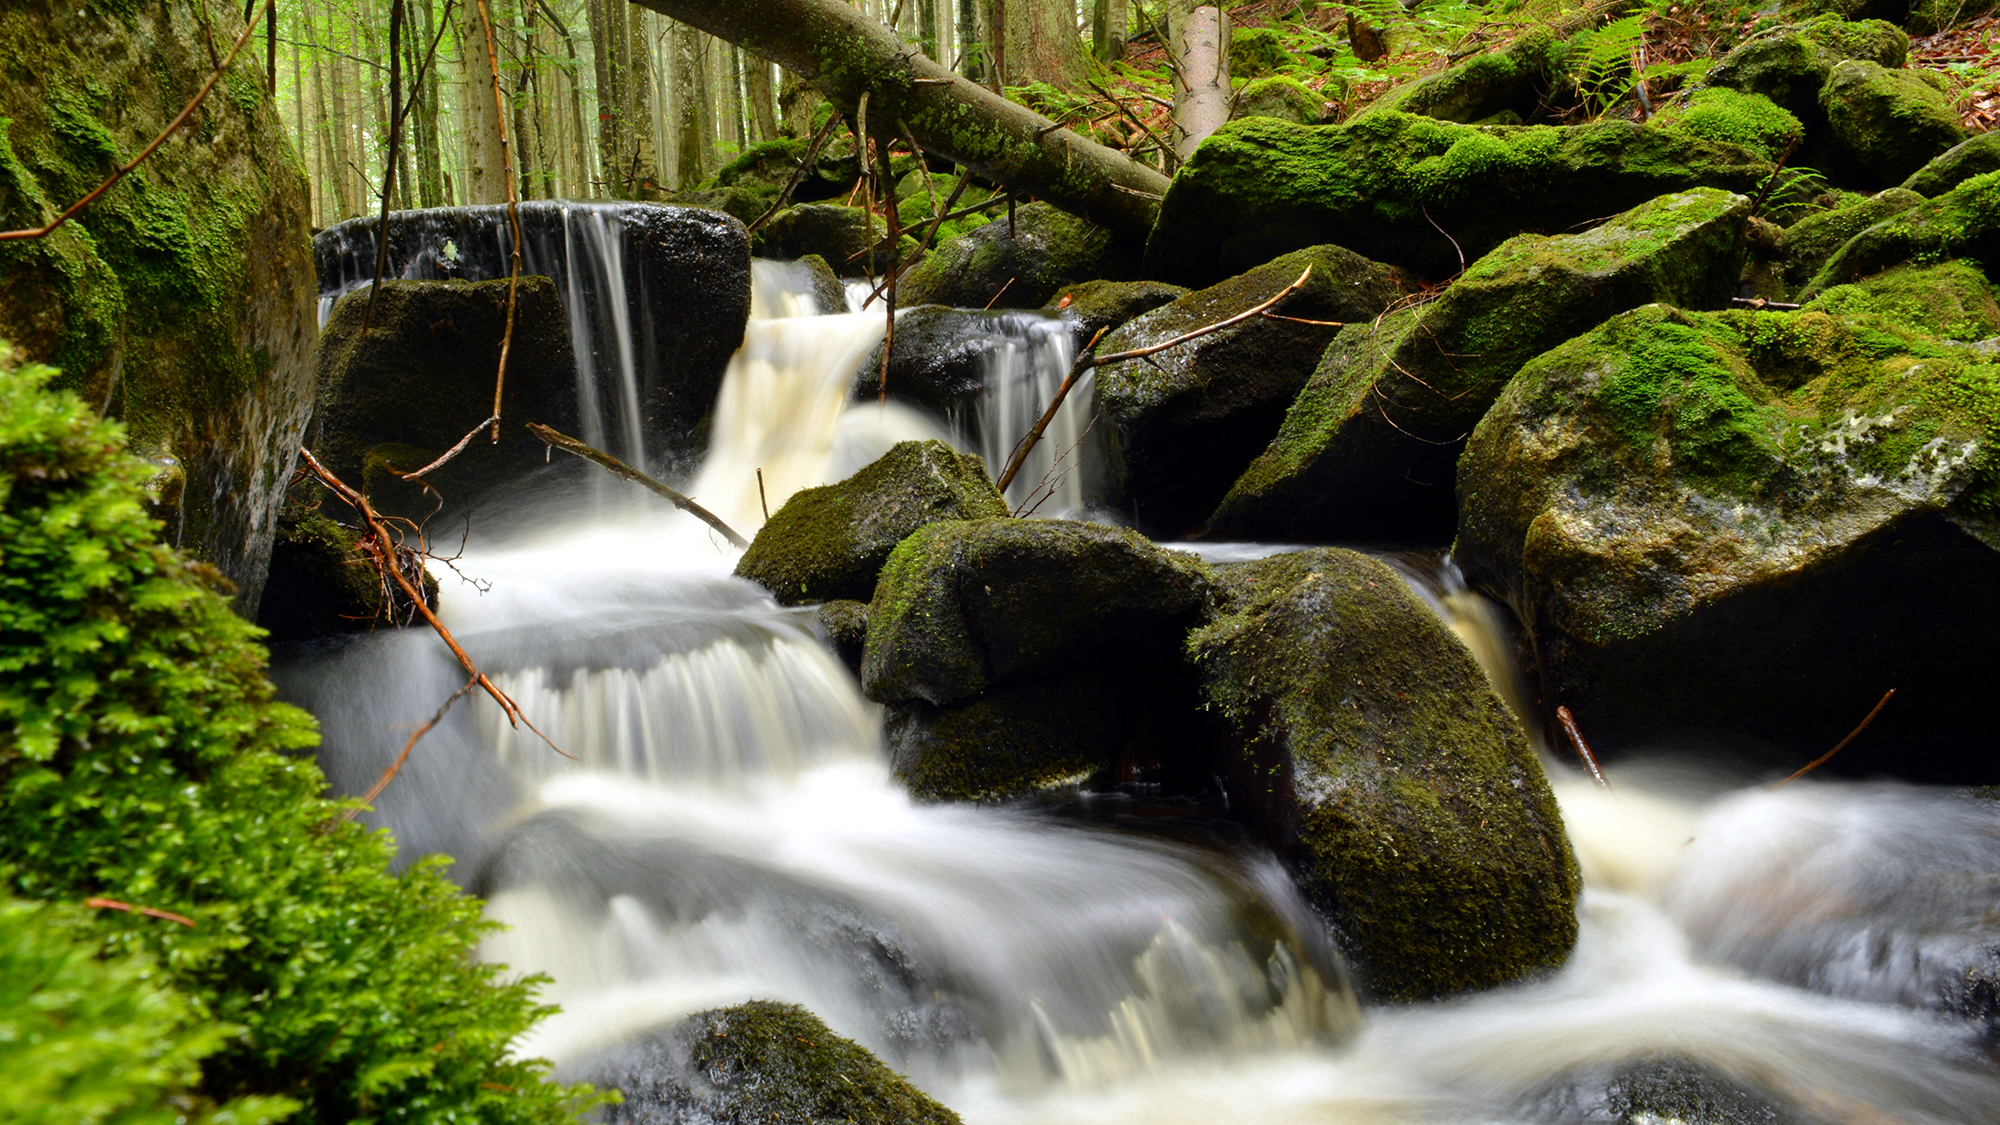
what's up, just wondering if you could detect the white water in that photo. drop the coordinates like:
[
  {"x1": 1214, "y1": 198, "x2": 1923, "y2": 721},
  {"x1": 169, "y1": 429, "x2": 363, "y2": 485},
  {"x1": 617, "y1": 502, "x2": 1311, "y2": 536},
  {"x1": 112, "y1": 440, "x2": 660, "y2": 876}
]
[{"x1": 284, "y1": 258, "x2": 2000, "y2": 1125}]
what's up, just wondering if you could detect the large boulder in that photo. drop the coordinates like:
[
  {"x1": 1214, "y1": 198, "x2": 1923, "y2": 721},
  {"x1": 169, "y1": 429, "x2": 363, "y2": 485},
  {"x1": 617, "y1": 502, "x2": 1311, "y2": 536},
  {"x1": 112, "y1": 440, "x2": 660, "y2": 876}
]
[
  {"x1": 863, "y1": 520, "x2": 1213, "y2": 799},
  {"x1": 1801, "y1": 170, "x2": 2000, "y2": 295},
  {"x1": 1357, "y1": 27, "x2": 1570, "y2": 126},
  {"x1": 896, "y1": 202, "x2": 1139, "y2": 310},
  {"x1": 1145, "y1": 113, "x2": 1770, "y2": 284},
  {"x1": 0, "y1": 0, "x2": 316, "y2": 611},
  {"x1": 1207, "y1": 188, "x2": 1751, "y2": 545},
  {"x1": 1706, "y1": 15, "x2": 1908, "y2": 124},
  {"x1": 1779, "y1": 186, "x2": 1924, "y2": 291},
  {"x1": 307, "y1": 277, "x2": 579, "y2": 525},
  {"x1": 752, "y1": 202, "x2": 914, "y2": 277},
  {"x1": 1820, "y1": 60, "x2": 1967, "y2": 186},
  {"x1": 1044, "y1": 279, "x2": 1190, "y2": 345},
  {"x1": 1803, "y1": 259, "x2": 2000, "y2": 340},
  {"x1": 255, "y1": 504, "x2": 437, "y2": 643},
  {"x1": 1648, "y1": 88, "x2": 1804, "y2": 163},
  {"x1": 1457, "y1": 301, "x2": 2000, "y2": 783},
  {"x1": 735, "y1": 440, "x2": 1009, "y2": 606},
  {"x1": 1187, "y1": 549, "x2": 1580, "y2": 1002},
  {"x1": 859, "y1": 306, "x2": 1032, "y2": 417},
  {"x1": 1902, "y1": 131, "x2": 2000, "y2": 197},
  {"x1": 1096, "y1": 244, "x2": 1413, "y2": 536},
  {"x1": 581, "y1": 1001, "x2": 961, "y2": 1125}
]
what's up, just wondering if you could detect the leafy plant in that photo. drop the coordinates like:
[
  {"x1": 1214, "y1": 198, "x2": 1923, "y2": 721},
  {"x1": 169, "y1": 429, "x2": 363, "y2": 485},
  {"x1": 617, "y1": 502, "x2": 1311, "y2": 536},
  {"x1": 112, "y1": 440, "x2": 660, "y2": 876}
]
[{"x1": 1571, "y1": 14, "x2": 1646, "y2": 120}]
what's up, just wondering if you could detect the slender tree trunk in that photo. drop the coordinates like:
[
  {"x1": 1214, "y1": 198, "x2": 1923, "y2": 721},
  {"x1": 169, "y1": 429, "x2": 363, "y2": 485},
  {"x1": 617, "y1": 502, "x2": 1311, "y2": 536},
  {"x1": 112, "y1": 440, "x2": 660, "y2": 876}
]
[
  {"x1": 744, "y1": 54, "x2": 779, "y2": 141},
  {"x1": 625, "y1": 6, "x2": 662, "y2": 193},
  {"x1": 672, "y1": 20, "x2": 707, "y2": 187},
  {"x1": 959, "y1": 0, "x2": 984, "y2": 81},
  {"x1": 586, "y1": 0, "x2": 623, "y2": 195},
  {"x1": 327, "y1": 17, "x2": 357, "y2": 218},
  {"x1": 411, "y1": 0, "x2": 446, "y2": 206},
  {"x1": 989, "y1": 0, "x2": 1005, "y2": 91},
  {"x1": 459, "y1": 0, "x2": 510, "y2": 203},
  {"x1": 1093, "y1": 0, "x2": 1126, "y2": 61},
  {"x1": 718, "y1": 40, "x2": 743, "y2": 155},
  {"x1": 1170, "y1": 2, "x2": 1228, "y2": 158}
]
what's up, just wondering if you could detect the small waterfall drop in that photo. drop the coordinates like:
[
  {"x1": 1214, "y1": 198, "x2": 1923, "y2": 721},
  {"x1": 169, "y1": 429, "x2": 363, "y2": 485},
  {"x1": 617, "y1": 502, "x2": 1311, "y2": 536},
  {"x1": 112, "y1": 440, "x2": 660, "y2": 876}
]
[{"x1": 951, "y1": 312, "x2": 1090, "y2": 517}]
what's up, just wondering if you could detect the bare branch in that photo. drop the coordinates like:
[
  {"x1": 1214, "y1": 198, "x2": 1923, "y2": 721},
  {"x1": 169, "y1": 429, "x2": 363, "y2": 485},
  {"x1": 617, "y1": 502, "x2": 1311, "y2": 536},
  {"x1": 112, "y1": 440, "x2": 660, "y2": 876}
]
[{"x1": 526, "y1": 423, "x2": 749, "y2": 547}]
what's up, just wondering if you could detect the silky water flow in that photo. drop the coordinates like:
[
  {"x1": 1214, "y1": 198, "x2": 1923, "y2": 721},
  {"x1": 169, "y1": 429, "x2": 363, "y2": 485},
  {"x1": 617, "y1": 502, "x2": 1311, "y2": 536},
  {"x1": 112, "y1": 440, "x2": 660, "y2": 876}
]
[{"x1": 281, "y1": 261, "x2": 2000, "y2": 1124}]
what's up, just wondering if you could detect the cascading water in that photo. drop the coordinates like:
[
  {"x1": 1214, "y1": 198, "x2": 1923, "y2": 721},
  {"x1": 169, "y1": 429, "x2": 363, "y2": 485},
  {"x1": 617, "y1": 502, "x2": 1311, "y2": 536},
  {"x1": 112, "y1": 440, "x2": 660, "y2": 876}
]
[
  {"x1": 950, "y1": 312, "x2": 1091, "y2": 517},
  {"x1": 283, "y1": 253, "x2": 2000, "y2": 1125}
]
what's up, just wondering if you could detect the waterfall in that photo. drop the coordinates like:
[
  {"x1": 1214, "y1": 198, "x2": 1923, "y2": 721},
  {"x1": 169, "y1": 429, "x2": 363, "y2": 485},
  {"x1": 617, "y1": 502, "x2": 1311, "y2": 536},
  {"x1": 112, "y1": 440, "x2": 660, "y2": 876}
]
[{"x1": 951, "y1": 312, "x2": 1092, "y2": 517}]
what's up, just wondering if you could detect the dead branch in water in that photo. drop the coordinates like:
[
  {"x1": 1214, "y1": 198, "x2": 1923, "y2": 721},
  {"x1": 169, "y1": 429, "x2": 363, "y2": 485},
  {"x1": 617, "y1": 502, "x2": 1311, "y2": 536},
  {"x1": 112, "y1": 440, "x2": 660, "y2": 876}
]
[
  {"x1": 1773, "y1": 688, "x2": 1897, "y2": 787},
  {"x1": 994, "y1": 265, "x2": 1317, "y2": 495},
  {"x1": 525, "y1": 423, "x2": 749, "y2": 547},
  {"x1": 346, "y1": 675, "x2": 480, "y2": 819},
  {"x1": 1556, "y1": 705, "x2": 1612, "y2": 792}
]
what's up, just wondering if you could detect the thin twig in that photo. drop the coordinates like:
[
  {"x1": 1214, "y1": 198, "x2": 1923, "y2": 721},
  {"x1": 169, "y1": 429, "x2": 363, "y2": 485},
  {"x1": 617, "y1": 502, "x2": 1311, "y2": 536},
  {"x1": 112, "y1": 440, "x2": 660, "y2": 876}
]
[
  {"x1": 1088, "y1": 80, "x2": 1180, "y2": 173},
  {"x1": 1730, "y1": 297, "x2": 1803, "y2": 311},
  {"x1": 1092, "y1": 265, "x2": 1313, "y2": 367},
  {"x1": 0, "y1": 0, "x2": 279, "y2": 242},
  {"x1": 864, "y1": 169, "x2": 972, "y2": 308},
  {"x1": 757, "y1": 468, "x2": 770, "y2": 521},
  {"x1": 1773, "y1": 689, "x2": 1896, "y2": 787},
  {"x1": 747, "y1": 111, "x2": 842, "y2": 236},
  {"x1": 345, "y1": 676, "x2": 480, "y2": 818},
  {"x1": 1748, "y1": 133, "x2": 1803, "y2": 219},
  {"x1": 1423, "y1": 205, "x2": 1466, "y2": 276},
  {"x1": 477, "y1": 0, "x2": 522, "y2": 445},
  {"x1": 85, "y1": 898, "x2": 196, "y2": 927},
  {"x1": 983, "y1": 277, "x2": 1016, "y2": 310},
  {"x1": 526, "y1": 423, "x2": 748, "y2": 547},
  {"x1": 1556, "y1": 705, "x2": 1612, "y2": 791},
  {"x1": 996, "y1": 335, "x2": 1105, "y2": 494}
]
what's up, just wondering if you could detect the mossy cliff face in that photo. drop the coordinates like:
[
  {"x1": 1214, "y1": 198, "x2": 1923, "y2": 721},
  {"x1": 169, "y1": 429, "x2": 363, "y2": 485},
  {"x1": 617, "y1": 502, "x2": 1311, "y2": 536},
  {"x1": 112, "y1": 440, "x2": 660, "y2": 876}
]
[
  {"x1": 735, "y1": 439, "x2": 1008, "y2": 606},
  {"x1": 1144, "y1": 112, "x2": 1769, "y2": 284},
  {"x1": 1820, "y1": 59, "x2": 1967, "y2": 185},
  {"x1": 1456, "y1": 299, "x2": 2000, "y2": 783},
  {"x1": 583, "y1": 1001, "x2": 960, "y2": 1125},
  {"x1": 1187, "y1": 549, "x2": 1580, "y2": 1002},
  {"x1": 897, "y1": 201, "x2": 1138, "y2": 310},
  {"x1": 1207, "y1": 188, "x2": 1751, "y2": 545},
  {"x1": 1802, "y1": 169, "x2": 2000, "y2": 296},
  {"x1": 1097, "y1": 244, "x2": 1413, "y2": 537},
  {"x1": 0, "y1": 0, "x2": 316, "y2": 612}
]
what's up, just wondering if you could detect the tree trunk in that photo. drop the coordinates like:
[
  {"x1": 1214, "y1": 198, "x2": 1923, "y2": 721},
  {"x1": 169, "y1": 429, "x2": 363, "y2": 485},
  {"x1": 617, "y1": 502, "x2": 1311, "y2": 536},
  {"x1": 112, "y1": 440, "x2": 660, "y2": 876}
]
[
  {"x1": 1171, "y1": 3, "x2": 1227, "y2": 159},
  {"x1": 744, "y1": 53, "x2": 780, "y2": 140},
  {"x1": 626, "y1": 7, "x2": 662, "y2": 193},
  {"x1": 989, "y1": 0, "x2": 1005, "y2": 91},
  {"x1": 672, "y1": 19, "x2": 708, "y2": 188},
  {"x1": 959, "y1": 0, "x2": 984, "y2": 82},
  {"x1": 1093, "y1": 0, "x2": 1126, "y2": 61},
  {"x1": 1004, "y1": 0, "x2": 1090, "y2": 90},
  {"x1": 587, "y1": 0, "x2": 624, "y2": 196},
  {"x1": 459, "y1": 0, "x2": 510, "y2": 203},
  {"x1": 624, "y1": 0, "x2": 1167, "y2": 235}
]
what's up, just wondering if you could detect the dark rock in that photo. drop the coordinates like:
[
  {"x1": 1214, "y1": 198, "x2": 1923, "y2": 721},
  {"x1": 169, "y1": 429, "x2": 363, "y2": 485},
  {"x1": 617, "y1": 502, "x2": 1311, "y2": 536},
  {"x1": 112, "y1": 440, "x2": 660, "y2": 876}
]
[
  {"x1": 1236, "y1": 76, "x2": 1326, "y2": 124},
  {"x1": 307, "y1": 277, "x2": 579, "y2": 525},
  {"x1": 797, "y1": 253, "x2": 850, "y2": 315},
  {"x1": 1820, "y1": 59, "x2": 1967, "y2": 186},
  {"x1": 1096, "y1": 245, "x2": 1413, "y2": 536},
  {"x1": 583, "y1": 1001, "x2": 960, "y2": 1125},
  {"x1": 1145, "y1": 112, "x2": 1770, "y2": 285},
  {"x1": 1358, "y1": 27, "x2": 1569, "y2": 125},
  {"x1": 1188, "y1": 548, "x2": 1579, "y2": 1001},
  {"x1": 1779, "y1": 187, "x2": 1924, "y2": 291},
  {"x1": 1043, "y1": 279, "x2": 1190, "y2": 345},
  {"x1": 0, "y1": 0, "x2": 316, "y2": 612},
  {"x1": 859, "y1": 306, "x2": 1028, "y2": 417},
  {"x1": 1524, "y1": 1056, "x2": 1798, "y2": 1124},
  {"x1": 1457, "y1": 302, "x2": 2000, "y2": 784},
  {"x1": 896, "y1": 202, "x2": 1140, "y2": 310},
  {"x1": 1208, "y1": 188, "x2": 1751, "y2": 545},
  {"x1": 1901, "y1": 130, "x2": 2000, "y2": 196},
  {"x1": 735, "y1": 440, "x2": 1008, "y2": 606},
  {"x1": 753, "y1": 202, "x2": 914, "y2": 276},
  {"x1": 256, "y1": 505, "x2": 437, "y2": 643},
  {"x1": 669, "y1": 184, "x2": 768, "y2": 225},
  {"x1": 1801, "y1": 170, "x2": 2000, "y2": 295},
  {"x1": 815, "y1": 599, "x2": 870, "y2": 675}
]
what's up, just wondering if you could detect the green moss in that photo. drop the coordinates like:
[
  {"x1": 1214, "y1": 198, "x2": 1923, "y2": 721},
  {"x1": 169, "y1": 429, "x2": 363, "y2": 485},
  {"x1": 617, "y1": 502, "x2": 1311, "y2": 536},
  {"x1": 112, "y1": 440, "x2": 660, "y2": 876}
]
[
  {"x1": 1595, "y1": 313, "x2": 1778, "y2": 486},
  {"x1": 1802, "y1": 170, "x2": 2000, "y2": 295},
  {"x1": 1907, "y1": 0, "x2": 1997, "y2": 34},
  {"x1": 1237, "y1": 76, "x2": 1324, "y2": 124},
  {"x1": 1803, "y1": 260, "x2": 2000, "y2": 340},
  {"x1": 1360, "y1": 27, "x2": 1567, "y2": 125},
  {"x1": 1903, "y1": 132, "x2": 2000, "y2": 197},
  {"x1": 1782, "y1": 187, "x2": 1925, "y2": 291},
  {"x1": 1229, "y1": 26, "x2": 1292, "y2": 78},
  {"x1": 1654, "y1": 87, "x2": 1803, "y2": 162},
  {"x1": 1820, "y1": 59, "x2": 1968, "y2": 185}
]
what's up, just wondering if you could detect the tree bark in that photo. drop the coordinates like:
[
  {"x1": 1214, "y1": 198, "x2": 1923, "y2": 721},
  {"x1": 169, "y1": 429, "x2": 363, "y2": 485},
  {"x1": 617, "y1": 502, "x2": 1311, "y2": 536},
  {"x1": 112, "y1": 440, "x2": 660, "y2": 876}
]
[
  {"x1": 623, "y1": 0, "x2": 1168, "y2": 235},
  {"x1": 744, "y1": 53, "x2": 780, "y2": 141},
  {"x1": 1171, "y1": 3, "x2": 1228, "y2": 159},
  {"x1": 1092, "y1": 0, "x2": 1126, "y2": 61},
  {"x1": 672, "y1": 20, "x2": 708, "y2": 188},
  {"x1": 625, "y1": 6, "x2": 662, "y2": 193},
  {"x1": 460, "y1": 0, "x2": 511, "y2": 203},
  {"x1": 1004, "y1": 0, "x2": 1090, "y2": 90}
]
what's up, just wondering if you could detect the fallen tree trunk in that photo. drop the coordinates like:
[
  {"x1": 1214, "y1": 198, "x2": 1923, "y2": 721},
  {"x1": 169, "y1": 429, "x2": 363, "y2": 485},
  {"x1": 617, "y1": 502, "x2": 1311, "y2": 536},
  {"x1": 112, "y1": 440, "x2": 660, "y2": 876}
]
[{"x1": 624, "y1": 0, "x2": 1170, "y2": 237}]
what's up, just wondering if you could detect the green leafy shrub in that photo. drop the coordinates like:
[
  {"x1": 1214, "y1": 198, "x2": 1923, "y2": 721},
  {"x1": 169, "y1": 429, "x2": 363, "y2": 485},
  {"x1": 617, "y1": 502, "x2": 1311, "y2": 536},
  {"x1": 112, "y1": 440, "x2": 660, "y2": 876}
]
[{"x1": 0, "y1": 344, "x2": 599, "y2": 1123}]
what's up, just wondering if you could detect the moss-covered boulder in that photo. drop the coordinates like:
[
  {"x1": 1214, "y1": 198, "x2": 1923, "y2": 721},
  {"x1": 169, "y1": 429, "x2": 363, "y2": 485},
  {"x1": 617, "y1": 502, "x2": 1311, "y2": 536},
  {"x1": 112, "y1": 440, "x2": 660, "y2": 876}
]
[
  {"x1": 1802, "y1": 170, "x2": 2000, "y2": 295},
  {"x1": 1188, "y1": 548, "x2": 1579, "y2": 1001},
  {"x1": 1207, "y1": 188, "x2": 1752, "y2": 544},
  {"x1": 896, "y1": 202, "x2": 1138, "y2": 309},
  {"x1": 1780, "y1": 186, "x2": 1925, "y2": 291},
  {"x1": 1229, "y1": 25, "x2": 1293, "y2": 78},
  {"x1": 1044, "y1": 278, "x2": 1189, "y2": 345},
  {"x1": 1902, "y1": 131, "x2": 2000, "y2": 197},
  {"x1": 735, "y1": 440, "x2": 1008, "y2": 606},
  {"x1": 1096, "y1": 244, "x2": 1413, "y2": 536},
  {"x1": 815, "y1": 598, "x2": 870, "y2": 675},
  {"x1": 753, "y1": 202, "x2": 915, "y2": 277},
  {"x1": 1820, "y1": 60, "x2": 1967, "y2": 185},
  {"x1": 0, "y1": 0, "x2": 316, "y2": 611},
  {"x1": 1457, "y1": 302, "x2": 2000, "y2": 783},
  {"x1": 307, "y1": 276, "x2": 579, "y2": 527},
  {"x1": 584, "y1": 1001, "x2": 959, "y2": 1125},
  {"x1": 1802, "y1": 259, "x2": 2000, "y2": 339},
  {"x1": 1358, "y1": 27, "x2": 1570, "y2": 126},
  {"x1": 1237, "y1": 76, "x2": 1326, "y2": 125},
  {"x1": 1650, "y1": 88, "x2": 1804, "y2": 163},
  {"x1": 863, "y1": 520, "x2": 1213, "y2": 799},
  {"x1": 1707, "y1": 15, "x2": 1908, "y2": 124},
  {"x1": 797, "y1": 252, "x2": 850, "y2": 314},
  {"x1": 255, "y1": 503, "x2": 438, "y2": 643},
  {"x1": 1146, "y1": 113, "x2": 1770, "y2": 284}
]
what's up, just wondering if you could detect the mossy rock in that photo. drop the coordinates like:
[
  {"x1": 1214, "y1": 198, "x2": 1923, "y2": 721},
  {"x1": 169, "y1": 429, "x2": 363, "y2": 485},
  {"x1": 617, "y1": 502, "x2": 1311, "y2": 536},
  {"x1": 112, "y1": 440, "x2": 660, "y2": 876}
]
[
  {"x1": 1237, "y1": 76, "x2": 1326, "y2": 125},
  {"x1": 308, "y1": 277, "x2": 580, "y2": 528},
  {"x1": 1780, "y1": 186, "x2": 1925, "y2": 290},
  {"x1": 255, "y1": 503, "x2": 438, "y2": 642},
  {"x1": 855, "y1": 306, "x2": 1051, "y2": 417},
  {"x1": 1802, "y1": 259, "x2": 2000, "y2": 339},
  {"x1": 1097, "y1": 244, "x2": 1413, "y2": 536},
  {"x1": 1902, "y1": 131, "x2": 2000, "y2": 197},
  {"x1": 1208, "y1": 188, "x2": 1752, "y2": 545},
  {"x1": 753, "y1": 202, "x2": 916, "y2": 277},
  {"x1": 1188, "y1": 548, "x2": 1579, "y2": 1002},
  {"x1": 670, "y1": 183, "x2": 772, "y2": 225},
  {"x1": 1146, "y1": 112, "x2": 1770, "y2": 284},
  {"x1": 1651, "y1": 87, "x2": 1804, "y2": 163},
  {"x1": 735, "y1": 440, "x2": 1008, "y2": 606},
  {"x1": 1358, "y1": 27, "x2": 1569, "y2": 126},
  {"x1": 797, "y1": 252, "x2": 850, "y2": 314},
  {"x1": 1457, "y1": 302, "x2": 2000, "y2": 783},
  {"x1": 1229, "y1": 25, "x2": 1292, "y2": 78},
  {"x1": 1707, "y1": 16, "x2": 1908, "y2": 125},
  {"x1": 1802, "y1": 169, "x2": 2000, "y2": 295},
  {"x1": 584, "y1": 1001, "x2": 960, "y2": 1125},
  {"x1": 0, "y1": 0, "x2": 316, "y2": 612},
  {"x1": 1043, "y1": 278, "x2": 1190, "y2": 345},
  {"x1": 815, "y1": 598, "x2": 869, "y2": 675},
  {"x1": 896, "y1": 202, "x2": 1139, "y2": 309},
  {"x1": 1821, "y1": 59, "x2": 1968, "y2": 186}
]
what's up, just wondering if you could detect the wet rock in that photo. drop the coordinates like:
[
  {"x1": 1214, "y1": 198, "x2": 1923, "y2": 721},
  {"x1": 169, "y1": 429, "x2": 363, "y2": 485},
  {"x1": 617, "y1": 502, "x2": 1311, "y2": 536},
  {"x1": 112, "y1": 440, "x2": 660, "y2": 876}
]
[
  {"x1": 308, "y1": 277, "x2": 579, "y2": 525},
  {"x1": 1236, "y1": 76, "x2": 1326, "y2": 124},
  {"x1": 1779, "y1": 186, "x2": 1924, "y2": 291},
  {"x1": 863, "y1": 520, "x2": 1213, "y2": 799},
  {"x1": 1208, "y1": 188, "x2": 1751, "y2": 545},
  {"x1": 753, "y1": 202, "x2": 915, "y2": 276},
  {"x1": 1820, "y1": 59, "x2": 1967, "y2": 186},
  {"x1": 1901, "y1": 130, "x2": 2000, "y2": 196},
  {"x1": 1096, "y1": 245, "x2": 1413, "y2": 537},
  {"x1": 0, "y1": 0, "x2": 316, "y2": 612},
  {"x1": 815, "y1": 599, "x2": 870, "y2": 675},
  {"x1": 736, "y1": 440, "x2": 1008, "y2": 606},
  {"x1": 1044, "y1": 279, "x2": 1190, "y2": 346},
  {"x1": 1456, "y1": 302, "x2": 2000, "y2": 783},
  {"x1": 1358, "y1": 27, "x2": 1569, "y2": 125},
  {"x1": 1801, "y1": 170, "x2": 2000, "y2": 295},
  {"x1": 256, "y1": 505, "x2": 437, "y2": 643},
  {"x1": 583, "y1": 1001, "x2": 961, "y2": 1125},
  {"x1": 858, "y1": 306, "x2": 1020, "y2": 416},
  {"x1": 896, "y1": 202, "x2": 1140, "y2": 310},
  {"x1": 797, "y1": 253, "x2": 850, "y2": 314},
  {"x1": 1145, "y1": 112, "x2": 1769, "y2": 284},
  {"x1": 1188, "y1": 548, "x2": 1579, "y2": 1002},
  {"x1": 1525, "y1": 1056, "x2": 1798, "y2": 1125}
]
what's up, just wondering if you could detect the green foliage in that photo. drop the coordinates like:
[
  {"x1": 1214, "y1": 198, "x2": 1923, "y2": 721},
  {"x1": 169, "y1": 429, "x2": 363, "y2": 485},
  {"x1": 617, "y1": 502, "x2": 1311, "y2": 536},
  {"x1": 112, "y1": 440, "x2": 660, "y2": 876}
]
[
  {"x1": 0, "y1": 347, "x2": 601, "y2": 1123},
  {"x1": 1571, "y1": 15, "x2": 1646, "y2": 120},
  {"x1": 1654, "y1": 88, "x2": 1803, "y2": 162}
]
